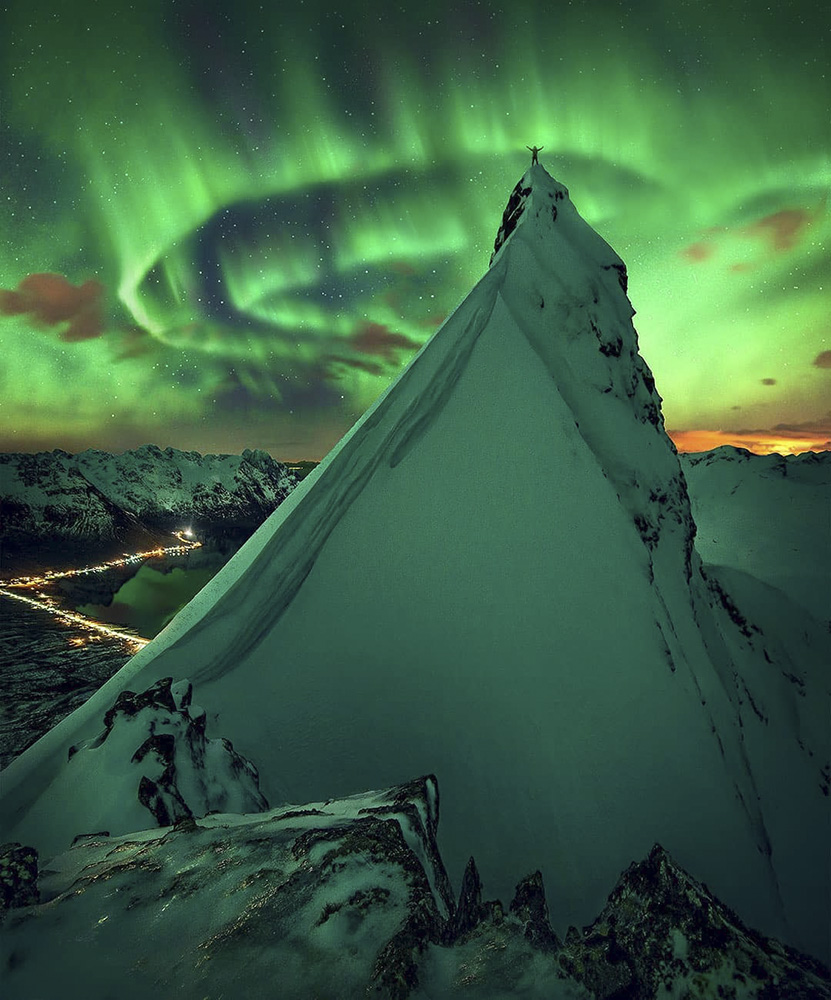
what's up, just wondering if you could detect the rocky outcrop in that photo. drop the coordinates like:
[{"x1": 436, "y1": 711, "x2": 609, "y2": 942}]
[
  {"x1": 558, "y1": 843, "x2": 831, "y2": 999},
  {"x1": 0, "y1": 842, "x2": 39, "y2": 910},
  {"x1": 66, "y1": 677, "x2": 268, "y2": 833},
  {"x1": 2, "y1": 777, "x2": 827, "y2": 999}
]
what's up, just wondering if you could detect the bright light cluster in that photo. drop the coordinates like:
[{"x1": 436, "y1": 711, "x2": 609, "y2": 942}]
[{"x1": 0, "y1": 532, "x2": 202, "y2": 650}]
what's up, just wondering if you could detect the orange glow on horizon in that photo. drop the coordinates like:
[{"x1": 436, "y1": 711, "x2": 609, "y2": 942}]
[{"x1": 668, "y1": 428, "x2": 830, "y2": 456}]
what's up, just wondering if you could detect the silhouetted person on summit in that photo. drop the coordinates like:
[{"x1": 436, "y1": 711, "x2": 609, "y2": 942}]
[{"x1": 527, "y1": 145, "x2": 543, "y2": 165}]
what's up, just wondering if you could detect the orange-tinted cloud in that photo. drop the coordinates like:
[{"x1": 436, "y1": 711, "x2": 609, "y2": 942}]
[
  {"x1": 813, "y1": 350, "x2": 831, "y2": 369},
  {"x1": 390, "y1": 261, "x2": 418, "y2": 276},
  {"x1": 679, "y1": 199, "x2": 824, "y2": 271},
  {"x1": 744, "y1": 208, "x2": 814, "y2": 253},
  {"x1": 0, "y1": 273, "x2": 105, "y2": 341},
  {"x1": 114, "y1": 325, "x2": 159, "y2": 361},
  {"x1": 679, "y1": 241, "x2": 714, "y2": 263},
  {"x1": 422, "y1": 313, "x2": 447, "y2": 329},
  {"x1": 316, "y1": 323, "x2": 422, "y2": 381},
  {"x1": 669, "y1": 416, "x2": 831, "y2": 456},
  {"x1": 347, "y1": 322, "x2": 421, "y2": 361}
]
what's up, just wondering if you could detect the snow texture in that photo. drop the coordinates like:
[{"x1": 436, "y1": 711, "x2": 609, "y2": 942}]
[
  {"x1": 1, "y1": 164, "x2": 828, "y2": 965},
  {"x1": 680, "y1": 446, "x2": 830, "y2": 623},
  {"x1": 0, "y1": 777, "x2": 455, "y2": 1000}
]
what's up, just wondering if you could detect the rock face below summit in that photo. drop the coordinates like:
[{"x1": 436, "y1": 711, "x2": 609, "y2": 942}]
[{"x1": 2, "y1": 776, "x2": 828, "y2": 1000}]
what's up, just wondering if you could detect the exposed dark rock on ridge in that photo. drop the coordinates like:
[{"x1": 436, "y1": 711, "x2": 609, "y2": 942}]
[
  {"x1": 558, "y1": 843, "x2": 831, "y2": 999},
  {"x1": 2, "y1": 776, "x2": 827, "y2": 999},
  {"x1": 0, "y1": 842, "x2": 39, "y2": 911},
  {"x1": 65, "y1": 676, "x2": 269, "y2": 832}
]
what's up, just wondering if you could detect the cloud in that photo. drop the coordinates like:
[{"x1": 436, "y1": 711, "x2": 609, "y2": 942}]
[
  {"x1": 760, "y1": 378, "x2": 776, "y2": 385},
  {"x1": 323, "y1": 355, "x2": 386, "y2": 377},
  {"x1": 346, "y1": 322, "x2": 422, "y2": 362},
  {"x1": 744, "y1": 207, "x2": 815, "y2": 253},
  {"x1": 679, "y1": 200, "x2": 824, "y2": 271},
  {"x1": 422, "y1": 313, "x2": 447, "y2": 329},
  {"x1": 679, "y1": 241, "x2": 714, "y2": 263},
  {"x1": 669, "y1": 414, "x2": 831, "y2": 455},
  {"x1": 113, "y1": 325, "x2": 161, "y2": 361},
  {"x1": 0, "y1": 273, "x2": 105, "y2": 341},
  {"x1": 813, "y1": 350, "x2": 831, "y2": 369},
  {"x1": 769, "y1": 415, "x2": 831, "y2": 436},
  {"x1": 314, "y1": 322, "x2": 423, "y2": 381}
]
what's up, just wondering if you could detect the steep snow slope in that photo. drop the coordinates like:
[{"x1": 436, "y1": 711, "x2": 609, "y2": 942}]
[{"x1": 1, "y1": 165, "x2": 827, "y2": 962}]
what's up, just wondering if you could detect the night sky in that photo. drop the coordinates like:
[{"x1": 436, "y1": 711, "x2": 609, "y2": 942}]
[{"x1": 1, "y1": 0, "x2": 828, "y2": 460}]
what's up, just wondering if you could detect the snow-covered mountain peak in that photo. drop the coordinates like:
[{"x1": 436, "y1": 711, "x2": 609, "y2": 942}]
[
  {"x1": 489, "y1": 163, "x2": 567, "y2": 265},
  {"x1": 2, "y1": 168, "x2": 828, "y2": 965},
  {"x1": 489, "y1": 163, "x2": 696, "y2": 586},
  {"x1": 490, "y1": 163, "x2": 627, "y2": 293}
]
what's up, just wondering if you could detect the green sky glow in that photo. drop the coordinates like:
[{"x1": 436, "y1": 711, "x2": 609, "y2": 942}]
[{"x1": 1, "y1": 0, "x2": 828, "y2": 458}]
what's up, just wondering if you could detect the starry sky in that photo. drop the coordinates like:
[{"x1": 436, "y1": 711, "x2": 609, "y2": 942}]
[{"x1": 0, "y1": 0, "x2": 828, "y2": 460}]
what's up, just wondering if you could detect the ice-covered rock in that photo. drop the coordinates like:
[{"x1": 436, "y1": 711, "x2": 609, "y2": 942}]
[{"x1": 56, "y1": 676, "x2": 269, "y2": 838}]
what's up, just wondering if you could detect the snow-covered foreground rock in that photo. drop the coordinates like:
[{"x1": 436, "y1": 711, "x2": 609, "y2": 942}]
[
  {"x1": 2, "y1": 776, "x2": 829, "y2": 1000},
  {"x1": 1, "y1": 163, "x2": 828, "y2": 968},
  {"x1": 63, "y1": 676, "x2": 269, "y2": 834}
]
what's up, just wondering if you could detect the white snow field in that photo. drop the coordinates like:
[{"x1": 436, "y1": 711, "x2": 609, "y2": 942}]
[
  {"x1": 1, "y1": 164, "x2": 828, "y2": 963},
  {"x1": 681, "y1": 446, "x2": 831, "y2": 623}
]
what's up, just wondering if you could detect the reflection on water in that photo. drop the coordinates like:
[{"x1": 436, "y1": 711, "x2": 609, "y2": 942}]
[
  {"x1": 0, "y1": 533, "x2": 233, "y2": 765},
  {"x1": 79, "y1": 564, "x2": 218, "y2": 639}
]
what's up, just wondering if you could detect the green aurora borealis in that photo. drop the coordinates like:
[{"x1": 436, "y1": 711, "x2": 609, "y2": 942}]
[{"x1": 1, "y1": 0, "x2": 829, "y2": 458}]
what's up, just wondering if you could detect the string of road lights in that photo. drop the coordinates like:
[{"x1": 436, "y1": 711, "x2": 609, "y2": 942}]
[{"x1": 0, "y1": 530, "x2": 202, "y2": 650}]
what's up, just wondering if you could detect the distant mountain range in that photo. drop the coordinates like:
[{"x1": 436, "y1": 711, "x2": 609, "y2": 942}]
[
  {"x1": 0, "y1": 445, "x2": 300, "y2": 572},
  {"x1": 1, "y1": 442, "x2": 827, "y2": 625},
  {"x1": 679, "y1": 445, "x2": 829, "y2": 623}
]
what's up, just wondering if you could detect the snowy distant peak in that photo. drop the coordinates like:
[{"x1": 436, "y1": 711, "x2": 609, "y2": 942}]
[
  {"x1": 0, "y1": 447, "x2": 301, "y2": 566},
  {"x1": 683, "y1": 444, "x2": 831, "y2": 482}
]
